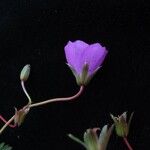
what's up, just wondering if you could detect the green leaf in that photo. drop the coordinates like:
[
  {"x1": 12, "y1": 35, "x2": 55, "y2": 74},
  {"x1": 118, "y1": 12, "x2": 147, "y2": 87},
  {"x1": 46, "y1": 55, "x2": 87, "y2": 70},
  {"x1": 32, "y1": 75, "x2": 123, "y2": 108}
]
[{"x1": 0, "y1": 143, "x2": 12, "y2": 150}]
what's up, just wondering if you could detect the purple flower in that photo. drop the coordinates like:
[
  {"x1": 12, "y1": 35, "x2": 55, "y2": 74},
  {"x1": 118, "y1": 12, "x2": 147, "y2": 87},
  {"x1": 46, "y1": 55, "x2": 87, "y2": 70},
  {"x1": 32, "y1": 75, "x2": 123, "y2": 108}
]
[{"x1": 64, "y1": 40, "x2": 108, "y2": 85}]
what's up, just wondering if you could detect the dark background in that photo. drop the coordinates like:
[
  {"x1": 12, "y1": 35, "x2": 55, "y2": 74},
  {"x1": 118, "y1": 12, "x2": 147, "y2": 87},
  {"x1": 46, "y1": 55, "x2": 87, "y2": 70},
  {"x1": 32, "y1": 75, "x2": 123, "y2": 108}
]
[{"x1": 0, "y1": 0, "x2": 150, "y2": 150}]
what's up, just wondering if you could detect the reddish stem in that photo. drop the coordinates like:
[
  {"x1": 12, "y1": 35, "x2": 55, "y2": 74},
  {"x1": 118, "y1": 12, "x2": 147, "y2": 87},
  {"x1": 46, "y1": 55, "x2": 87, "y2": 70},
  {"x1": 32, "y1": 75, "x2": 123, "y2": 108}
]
[
  {"x1": 0, "y1": 86, "x2": 84, "y2": 134},
  {"x1": 0, "y1": 115, "x2": 16, "y2": 128},
  {"x1": 123, "y1": 137, "x2": 133, "y2": 150},
  {"x1": 30, "y1": 86, "x2": 84, "y2": 108}
]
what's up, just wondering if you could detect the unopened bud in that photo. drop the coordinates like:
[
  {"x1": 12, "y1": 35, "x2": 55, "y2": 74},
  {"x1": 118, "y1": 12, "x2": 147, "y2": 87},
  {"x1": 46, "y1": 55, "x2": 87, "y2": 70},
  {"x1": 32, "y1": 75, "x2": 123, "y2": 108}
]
[
  {"x1": 68, "y1": 125, "x2": 114, "y2": 150},
  {"x1": 20, "y1": 64, "x2": 30, "y2": 81}
]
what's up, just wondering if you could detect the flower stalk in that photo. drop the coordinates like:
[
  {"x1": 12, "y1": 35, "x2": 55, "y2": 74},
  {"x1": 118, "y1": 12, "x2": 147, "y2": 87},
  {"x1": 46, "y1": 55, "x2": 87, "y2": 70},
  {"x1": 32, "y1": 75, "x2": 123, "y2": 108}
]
[
  {"x1": 0, "y1": 115, "x2": 15, "y2": 134},
  {"x1": 21, "y1": 81, "x2": 32, "y2": 104},
  {"x1": 20, "y1": 64, "x2": 32, "y2": 104},
  {"x1": 123, "y1": 137, "x2": 133, "y2": 150},
  {"x1": 29, "y1": 85, "x2": 84, "y2": 108},
  {"x1": 0, "y1": 85, "x2": 84, "y2": 134}
]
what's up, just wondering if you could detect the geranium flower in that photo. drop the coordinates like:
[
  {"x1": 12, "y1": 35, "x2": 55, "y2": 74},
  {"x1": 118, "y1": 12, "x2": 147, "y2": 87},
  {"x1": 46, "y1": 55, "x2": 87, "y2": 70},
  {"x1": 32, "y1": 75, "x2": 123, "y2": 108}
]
[{"x1": 64, "y1": 40, "x2": 108, "y2": 85}]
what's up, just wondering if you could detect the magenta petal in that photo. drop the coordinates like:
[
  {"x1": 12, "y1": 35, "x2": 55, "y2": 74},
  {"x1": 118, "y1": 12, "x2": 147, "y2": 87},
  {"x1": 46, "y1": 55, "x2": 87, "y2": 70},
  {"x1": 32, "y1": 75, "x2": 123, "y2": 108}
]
[
  {"x1": 64, "y1": 40, "x2": 89, "y2": 74},
  {"x1": 84, "y1": 43, "x2": 108, "y2": 75}
]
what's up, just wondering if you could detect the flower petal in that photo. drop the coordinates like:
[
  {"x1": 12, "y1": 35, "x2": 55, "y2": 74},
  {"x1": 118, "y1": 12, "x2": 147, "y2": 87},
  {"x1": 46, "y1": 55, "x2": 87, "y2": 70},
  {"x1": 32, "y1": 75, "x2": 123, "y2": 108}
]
[
  {"x1": 83, "y1": 43, "x2": 108, "y2": 75},
  {"x1": 64, "y1": 40, "x2": 89, "y2": 74}
]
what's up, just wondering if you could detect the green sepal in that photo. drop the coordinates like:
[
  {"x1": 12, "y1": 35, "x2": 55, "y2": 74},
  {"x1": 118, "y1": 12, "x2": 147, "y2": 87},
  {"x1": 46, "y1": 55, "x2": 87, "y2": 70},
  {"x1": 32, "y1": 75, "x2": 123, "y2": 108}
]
[
  {"x1": 127, "y1": 112, "x2": 134, "y2": 133},
  {"x1": 83, "y1": 129, "x2": 99, "y2": 150},
  {"x1": 68, "y1": 125, "x2": 113, "y2": 150},
  {"x1": 66, "y1": 64, "x2": 81, "y2": 85},
  {"x1": 80, "y1": 63, "x2": 89, "y2": 85},
  {"x1": 99, "y1": 125, "x2": 114, "y2": 150},
  {"x1": 115, "y1": 121, "x2": 128, "y2": 137},
  {"x1": 14, "y1": 106, "x2": 30, "y2": 126},
  {"x1": 111, "y1": 112, "x2": 134, "y2": 137},
  {"x1": 67, "y1": 63, "x2": 90, "y2": 86},
  {"x1": 85, "y1": 67, "x2": 101, "y2": 85}
]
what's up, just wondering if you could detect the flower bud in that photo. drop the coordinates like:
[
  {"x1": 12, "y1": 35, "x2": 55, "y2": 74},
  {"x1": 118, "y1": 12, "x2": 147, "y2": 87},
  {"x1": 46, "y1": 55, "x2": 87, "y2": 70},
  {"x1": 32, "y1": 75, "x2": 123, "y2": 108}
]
[
  {"x1": 111, "y1": 112, "x2": 134, "y2": 137},
  {"x1": 20, "y1": 64, "x2": 30, "y2": 81},
  {"x1": 68, "y1": 125, "x2": 114, "y2": 150}
]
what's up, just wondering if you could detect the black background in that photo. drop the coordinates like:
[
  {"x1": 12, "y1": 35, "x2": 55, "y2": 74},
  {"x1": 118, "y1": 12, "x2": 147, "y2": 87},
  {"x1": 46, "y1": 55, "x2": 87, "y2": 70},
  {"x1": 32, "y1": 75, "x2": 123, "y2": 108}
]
[{"x1": 0, "y1": 0, "x2": 150, "y2": 150}]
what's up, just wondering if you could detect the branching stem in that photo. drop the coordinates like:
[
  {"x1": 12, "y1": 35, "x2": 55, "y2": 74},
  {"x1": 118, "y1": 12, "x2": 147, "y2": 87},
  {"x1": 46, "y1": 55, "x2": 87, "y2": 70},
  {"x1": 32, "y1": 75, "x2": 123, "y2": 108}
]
[
  {"x1": 0, "y1": 115, "x2": 15, "y2": 134},
  {"x1": 0, "y1": 86, "x2": 84, "y2": 134}
]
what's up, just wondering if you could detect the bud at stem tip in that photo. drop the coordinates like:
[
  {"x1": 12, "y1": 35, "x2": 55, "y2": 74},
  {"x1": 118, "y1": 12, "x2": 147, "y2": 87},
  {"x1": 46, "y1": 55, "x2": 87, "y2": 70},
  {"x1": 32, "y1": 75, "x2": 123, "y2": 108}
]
[{"x1": 20, "y1": 64, "x2": 30, "y2": 81}]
